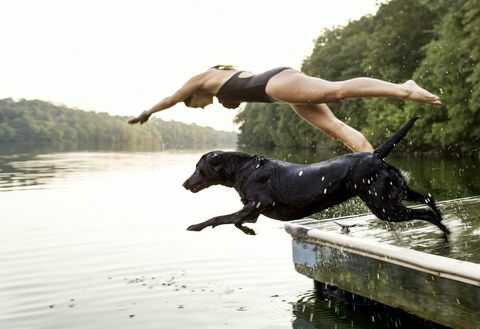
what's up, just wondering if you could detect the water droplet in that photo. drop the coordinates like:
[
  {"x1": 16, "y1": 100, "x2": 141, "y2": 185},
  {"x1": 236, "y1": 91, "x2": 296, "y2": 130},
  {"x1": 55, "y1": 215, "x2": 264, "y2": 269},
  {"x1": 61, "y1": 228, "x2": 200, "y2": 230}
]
[
  {"x1": 299, "y1": 170, "x2": 303, "y2": 176},
  {"x1": 324, "y1": 188, "x2": 327, "y2": 194}
]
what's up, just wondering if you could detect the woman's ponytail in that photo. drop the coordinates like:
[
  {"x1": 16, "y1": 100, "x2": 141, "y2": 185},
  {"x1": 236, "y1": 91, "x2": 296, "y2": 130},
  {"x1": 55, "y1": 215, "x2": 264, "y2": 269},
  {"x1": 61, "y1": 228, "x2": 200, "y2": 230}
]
[{"x1": 210, "y1": 65, "x2": 236, "y2": 70}]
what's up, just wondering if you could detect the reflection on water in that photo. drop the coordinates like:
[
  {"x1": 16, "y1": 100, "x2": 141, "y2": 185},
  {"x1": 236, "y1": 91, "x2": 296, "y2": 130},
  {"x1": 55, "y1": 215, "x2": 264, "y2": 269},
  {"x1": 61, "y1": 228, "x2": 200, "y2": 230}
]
[
  {"x1": 0, "y1": 145, "x2": 478, "y2": 329},
  {"x1": 291, "y1": 284, "x2": 447, "y2": 329},
  {"x1": 0, "y1": 152, "x2": 160, "y2": 192},
  {"x1": 0, "y1": 153, "x2": 57, "y2": 191}
]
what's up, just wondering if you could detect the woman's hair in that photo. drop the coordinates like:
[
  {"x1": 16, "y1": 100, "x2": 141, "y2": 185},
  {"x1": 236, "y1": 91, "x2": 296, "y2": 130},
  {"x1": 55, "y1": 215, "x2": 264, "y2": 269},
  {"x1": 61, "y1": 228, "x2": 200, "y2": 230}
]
[
  {"x1": 183, "y1": 95, "x2": 193, "y2": 107},
  {"x1": 210, "y1": 64, "x2": 236, "y2": 70}
]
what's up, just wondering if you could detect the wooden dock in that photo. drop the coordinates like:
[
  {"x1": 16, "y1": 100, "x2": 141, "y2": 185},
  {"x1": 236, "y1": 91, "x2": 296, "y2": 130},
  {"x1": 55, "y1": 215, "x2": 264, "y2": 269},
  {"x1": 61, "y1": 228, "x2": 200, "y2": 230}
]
[{"x1": 285, "y1": 196, "x2": 480, "y2": 328}]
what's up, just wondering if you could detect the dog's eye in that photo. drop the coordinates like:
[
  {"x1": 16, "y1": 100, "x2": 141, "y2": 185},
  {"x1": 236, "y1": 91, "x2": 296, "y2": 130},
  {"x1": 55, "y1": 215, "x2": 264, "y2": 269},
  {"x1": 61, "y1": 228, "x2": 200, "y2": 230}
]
[{"x1": 199, "y1": 169, "x2": 205, "y2": 176}]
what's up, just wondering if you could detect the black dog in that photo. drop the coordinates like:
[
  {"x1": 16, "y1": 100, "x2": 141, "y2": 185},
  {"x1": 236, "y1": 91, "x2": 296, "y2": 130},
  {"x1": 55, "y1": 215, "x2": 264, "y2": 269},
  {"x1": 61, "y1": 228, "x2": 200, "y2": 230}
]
[{"x1": 183, "y1": 117, "x2": 449, "y2": 239}]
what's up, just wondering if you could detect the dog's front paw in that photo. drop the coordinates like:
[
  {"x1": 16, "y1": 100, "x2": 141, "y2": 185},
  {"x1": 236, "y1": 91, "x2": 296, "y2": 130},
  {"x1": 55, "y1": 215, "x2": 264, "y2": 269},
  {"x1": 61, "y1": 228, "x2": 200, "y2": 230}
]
[
  {"x1": 242, "y1": 227, "x2": 256, "y2": 235},
  {"x1": 235, "y1": 223, "x2": 256, "y2": 235},
  {"x1": 187, "y1": 223, "x2": 206, "y2": 232}
]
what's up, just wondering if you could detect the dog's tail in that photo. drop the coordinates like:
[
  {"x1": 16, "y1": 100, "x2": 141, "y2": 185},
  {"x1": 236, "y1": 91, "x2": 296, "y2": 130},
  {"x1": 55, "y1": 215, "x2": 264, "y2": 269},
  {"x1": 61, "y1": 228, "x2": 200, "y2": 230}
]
[{"x1": 373, "y1": 117, "x2": 419, "y2": 159}]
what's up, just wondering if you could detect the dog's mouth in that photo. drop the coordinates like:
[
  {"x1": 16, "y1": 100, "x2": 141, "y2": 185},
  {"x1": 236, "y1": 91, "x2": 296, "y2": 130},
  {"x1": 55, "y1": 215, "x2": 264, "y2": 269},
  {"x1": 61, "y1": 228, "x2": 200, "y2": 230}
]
[{"x1": 184, "y1": 181, "x2": 206, "y2": 193}]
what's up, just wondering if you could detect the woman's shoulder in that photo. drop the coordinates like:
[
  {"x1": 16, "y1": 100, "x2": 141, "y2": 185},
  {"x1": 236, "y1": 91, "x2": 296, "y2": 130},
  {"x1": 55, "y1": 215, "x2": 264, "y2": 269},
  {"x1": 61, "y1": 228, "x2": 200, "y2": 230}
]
[
  {"x1": 196, "y1": 67, "x2": 236, "y2": 78},
  {"x1": 200, "y1": 68, "x2": 240, "y2": 92},
  {"x1": 189, "y1": 69, "x2": 223, "y2": 84}
]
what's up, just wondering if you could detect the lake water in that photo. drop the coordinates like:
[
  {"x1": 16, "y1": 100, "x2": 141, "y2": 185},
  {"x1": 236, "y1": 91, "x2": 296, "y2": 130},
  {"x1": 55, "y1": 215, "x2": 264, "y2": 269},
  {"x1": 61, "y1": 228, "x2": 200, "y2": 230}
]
[{"x1": 1, "y1": 146, "x2": 479, "y2": 329}]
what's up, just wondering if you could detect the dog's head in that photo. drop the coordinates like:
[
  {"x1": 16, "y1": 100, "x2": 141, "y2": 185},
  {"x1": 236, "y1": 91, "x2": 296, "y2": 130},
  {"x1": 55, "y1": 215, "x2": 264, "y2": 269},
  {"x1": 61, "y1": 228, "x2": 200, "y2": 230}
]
[{"x1": 183, "y1": 151, "x2": 227, "y2": 193}]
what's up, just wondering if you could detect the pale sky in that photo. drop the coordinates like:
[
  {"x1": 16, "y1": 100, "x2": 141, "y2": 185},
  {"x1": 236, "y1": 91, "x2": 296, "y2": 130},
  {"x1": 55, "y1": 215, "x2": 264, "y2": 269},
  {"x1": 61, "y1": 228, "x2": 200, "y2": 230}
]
[{"x1": 0, "y1": 0, "x2": 381, "y2": 132}]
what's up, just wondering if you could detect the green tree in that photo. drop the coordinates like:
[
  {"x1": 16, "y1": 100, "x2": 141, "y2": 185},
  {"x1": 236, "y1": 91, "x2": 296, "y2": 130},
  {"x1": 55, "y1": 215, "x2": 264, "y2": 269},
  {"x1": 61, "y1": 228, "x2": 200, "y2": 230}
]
[
  {"x1": 235, "y1": 0, "x2": 479, "y2": 154},
  {"x1": 0, "y1": 98, "x2": 237, "y2": 149},
  {"x1": 405, "y1": 0, "x2": 479, "y2": 152}
]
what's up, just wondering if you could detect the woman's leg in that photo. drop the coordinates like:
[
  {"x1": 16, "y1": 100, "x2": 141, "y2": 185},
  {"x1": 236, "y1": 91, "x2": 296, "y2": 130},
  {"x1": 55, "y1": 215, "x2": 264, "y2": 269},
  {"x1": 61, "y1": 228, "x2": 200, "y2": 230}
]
[
  {"x1": 267, "y1": 71, "x2": 441, "y2": 107},
  {"x1": 290, "y1": 103, "x2": 374, "y2": 153}
]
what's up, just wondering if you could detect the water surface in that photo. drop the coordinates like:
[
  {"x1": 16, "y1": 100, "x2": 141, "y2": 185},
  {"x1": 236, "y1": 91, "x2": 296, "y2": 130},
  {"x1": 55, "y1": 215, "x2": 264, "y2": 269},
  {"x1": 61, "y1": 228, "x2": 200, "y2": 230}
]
[{"x1": 1, "y1": 147, "x2": 478, "y2": 328}]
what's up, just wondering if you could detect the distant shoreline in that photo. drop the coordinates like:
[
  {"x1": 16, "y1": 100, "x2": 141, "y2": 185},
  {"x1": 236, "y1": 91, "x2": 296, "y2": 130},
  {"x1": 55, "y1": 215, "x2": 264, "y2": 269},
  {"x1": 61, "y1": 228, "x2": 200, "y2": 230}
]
[{"x1": 0, "y1": 98, "x2": 237, "y2": 148}]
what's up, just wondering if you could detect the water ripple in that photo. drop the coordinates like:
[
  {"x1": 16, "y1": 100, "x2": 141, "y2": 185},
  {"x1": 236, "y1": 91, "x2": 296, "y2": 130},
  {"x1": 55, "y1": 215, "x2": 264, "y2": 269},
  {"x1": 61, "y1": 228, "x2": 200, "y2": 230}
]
[{"x1": 1, "y1": 150, "x2": 472, "y2": 329}]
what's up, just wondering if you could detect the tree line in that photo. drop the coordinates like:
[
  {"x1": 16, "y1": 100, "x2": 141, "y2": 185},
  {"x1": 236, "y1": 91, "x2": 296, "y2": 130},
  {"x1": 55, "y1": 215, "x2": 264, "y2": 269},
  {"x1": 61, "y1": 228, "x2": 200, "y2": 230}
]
[
  {"x1": 235, "y1": 0, "x2": 479, "y2": 154},
  {"x1": 0, "y1": 98, "x2": 237, "y2": 149}
]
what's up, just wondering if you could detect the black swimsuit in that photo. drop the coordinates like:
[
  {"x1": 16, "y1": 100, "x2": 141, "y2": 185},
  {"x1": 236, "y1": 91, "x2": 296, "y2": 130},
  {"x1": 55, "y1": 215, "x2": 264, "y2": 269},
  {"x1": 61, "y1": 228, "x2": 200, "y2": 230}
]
[{"x1": 215, "y1": 67, "x2": 291, "y2": 107}]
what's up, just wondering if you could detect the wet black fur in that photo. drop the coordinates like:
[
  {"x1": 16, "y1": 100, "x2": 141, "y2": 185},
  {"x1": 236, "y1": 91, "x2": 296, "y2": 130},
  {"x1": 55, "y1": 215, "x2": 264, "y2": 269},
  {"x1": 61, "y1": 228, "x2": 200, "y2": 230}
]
[{"x1": 183, "y1": 117, "x2": 449, "y2": 239}]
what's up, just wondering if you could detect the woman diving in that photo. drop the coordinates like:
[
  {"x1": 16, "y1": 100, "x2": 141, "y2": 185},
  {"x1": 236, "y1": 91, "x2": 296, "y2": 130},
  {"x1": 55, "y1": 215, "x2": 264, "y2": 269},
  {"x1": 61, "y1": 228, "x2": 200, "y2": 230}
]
[{"x1": 128, "y1": 65, "x2": 441, "y2": 152}]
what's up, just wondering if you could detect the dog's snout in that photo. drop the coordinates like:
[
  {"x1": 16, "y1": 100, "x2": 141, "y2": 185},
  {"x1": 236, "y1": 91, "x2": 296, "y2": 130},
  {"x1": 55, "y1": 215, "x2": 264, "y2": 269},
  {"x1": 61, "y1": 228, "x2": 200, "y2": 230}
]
[{"x1": 182, "y1": 172, "x2": 207, "y2": 193}]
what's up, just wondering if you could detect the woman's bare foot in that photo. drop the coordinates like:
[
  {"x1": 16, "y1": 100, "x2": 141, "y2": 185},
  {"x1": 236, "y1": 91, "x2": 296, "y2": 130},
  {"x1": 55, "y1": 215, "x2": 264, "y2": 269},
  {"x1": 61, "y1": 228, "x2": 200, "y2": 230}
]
[{"x1": 404, "y1": 80, "x2": 442, "y2": 108}]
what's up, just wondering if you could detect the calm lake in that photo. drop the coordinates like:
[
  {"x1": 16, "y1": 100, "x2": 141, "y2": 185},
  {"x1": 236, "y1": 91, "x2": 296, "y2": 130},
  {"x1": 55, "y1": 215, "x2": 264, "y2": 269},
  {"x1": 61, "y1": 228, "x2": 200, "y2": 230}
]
[{"x1": 1, "y1": 145, "x2": 479, "y2": 329}]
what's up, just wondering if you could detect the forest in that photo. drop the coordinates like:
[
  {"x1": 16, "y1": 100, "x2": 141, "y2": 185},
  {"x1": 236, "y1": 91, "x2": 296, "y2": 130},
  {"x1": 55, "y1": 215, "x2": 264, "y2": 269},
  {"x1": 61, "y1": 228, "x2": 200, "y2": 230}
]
[
  {"x1": 0, "y1": 98, "x2": 236, "y2": 149},
  {"x1": 235, "y1": 0, "x2": 479, "y2": 154}
]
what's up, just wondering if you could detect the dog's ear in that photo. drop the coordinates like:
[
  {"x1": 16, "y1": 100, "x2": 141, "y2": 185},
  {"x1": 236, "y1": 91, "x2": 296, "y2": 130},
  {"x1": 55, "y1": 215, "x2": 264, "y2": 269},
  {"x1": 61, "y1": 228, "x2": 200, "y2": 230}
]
[{"x1": 208, "y1": 152, "x2": 223, "y2": 171}]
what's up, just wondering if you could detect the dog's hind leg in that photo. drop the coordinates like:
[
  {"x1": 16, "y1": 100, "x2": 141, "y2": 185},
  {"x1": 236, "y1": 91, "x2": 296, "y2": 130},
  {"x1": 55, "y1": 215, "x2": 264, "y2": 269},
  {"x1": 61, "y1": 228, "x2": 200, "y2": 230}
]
[
  {"x1": 372, "y1": 204, "x2": 450, "y2": 241},
  {"x1": 404, "y1": 207, "x2": 450, "y2": 241},
  {"x1": 405, "y1": 187, "x2": 442, "y2": 219}
]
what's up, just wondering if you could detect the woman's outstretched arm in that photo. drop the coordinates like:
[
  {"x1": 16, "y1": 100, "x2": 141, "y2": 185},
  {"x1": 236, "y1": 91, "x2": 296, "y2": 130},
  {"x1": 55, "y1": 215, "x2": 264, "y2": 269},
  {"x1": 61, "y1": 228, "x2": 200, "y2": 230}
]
[{"x1": 128, "y1": 73, "x2": 206, "y2": 124}]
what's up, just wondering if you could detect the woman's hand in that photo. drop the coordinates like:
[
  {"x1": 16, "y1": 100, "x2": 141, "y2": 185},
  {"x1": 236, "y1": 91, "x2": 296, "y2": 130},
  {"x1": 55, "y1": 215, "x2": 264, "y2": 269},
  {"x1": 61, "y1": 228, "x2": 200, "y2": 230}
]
[{"x1": 128, "y1": 111, "x2": 151, "y2": 125}]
